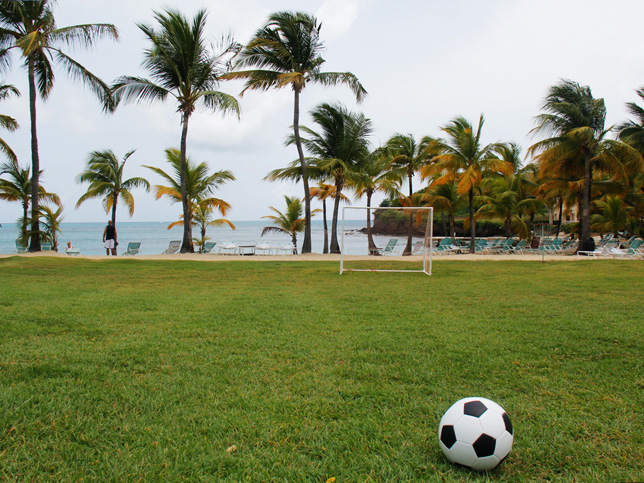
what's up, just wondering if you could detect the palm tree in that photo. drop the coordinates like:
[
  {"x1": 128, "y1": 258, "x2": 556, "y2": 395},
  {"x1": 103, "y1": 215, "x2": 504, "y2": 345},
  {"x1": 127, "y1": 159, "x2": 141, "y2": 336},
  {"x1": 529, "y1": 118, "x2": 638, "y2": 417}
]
[
  {"x1": 420, "y1": 181, "x2": 462, "y2": 238},
  {"x1": 528, "y1": 79, "x2": 643, "y2": 251},
  {"x1": 0, "y1": 160, "x2": 60, "y2": 238},
  {"x1": 0, "y1": 84, "x2": 19, "y2": 163},
  {"x1": 475, "y1": 174, "x2": 543, "y2": 239},
  {"x1": 298, "y1": 103, "x2": 372, "y2": 253},
  {"x1": 385, "y1": 134, "x2": 432, "y2": 255},
  {"x1": 227, "y1": 11, "x2": 367, "y2": 254},
  {"x1": 309, "y1": 183, "x2": 348, "y2": 254},
  {"x1": 261, "y1": 195, "x2": 311, "y2": 254},
  {"x1": 76, "y1": 149, "x2": 150, "y2": 227},
  {"x1": 145, "y1": 148, "x2": 234, "y2": 244},
  {"x1": 38, "y1": 204, "x2": 63, "y2": 250},
  {"x1": 617, "y1": 87, "x2": 644, "y2": 153},
  {"x1": 0, "y1": 0, "x2": 118, "y2": 251},
  {"x1": 350, "y1": 149, "x2": 400, "y2": 252},
  {"x1": 590, "y1": 195, "x2": 634, "y2": 239},
  {"x1": 423, "y1": 115, "x2": 513, "y2": 253},
  {"x1": 111, "y1": 8, "x2": 239, "y2": 253},
  {"x1": 190, "y1": 201, "x2": 235, "y2": 253}
]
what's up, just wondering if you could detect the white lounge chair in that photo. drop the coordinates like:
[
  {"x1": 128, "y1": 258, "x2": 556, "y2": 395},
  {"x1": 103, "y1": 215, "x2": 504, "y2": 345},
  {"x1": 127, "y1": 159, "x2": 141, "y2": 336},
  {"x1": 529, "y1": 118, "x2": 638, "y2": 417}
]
[
  {"x1": 162, "y1": 240, "x2": 181, "y2": 254},
  {"x1": 217, "y1": 242, "x2": 238, "y2": 255},
  {"x1": 255, "y1": 242, "x2": 273, "y2": 255}
]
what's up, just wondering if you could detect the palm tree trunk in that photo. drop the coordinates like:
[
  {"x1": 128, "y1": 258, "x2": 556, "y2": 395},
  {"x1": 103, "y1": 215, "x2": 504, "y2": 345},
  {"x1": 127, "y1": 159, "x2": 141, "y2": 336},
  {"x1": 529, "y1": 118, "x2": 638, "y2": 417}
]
[
  {"x1": 293, "y1": 89, "x2": 312, "y2": 254},
  {"x1": 579, "y1": 156, "x2": 593, "y2": 250},
  {"x1": 441, "y1": 211, "x2": 447, "y2": 237},
  {"x1": 366, "y1": 191, "x2": 377, "y2": 252},
  {"x1": 28, "y1": 57, "x2": 41, "y2": 252},
  {"x1": 22, "y1": 201, "x2": 29, "y2": 239},
  {"x1": 179, "y1": 112, "x2": 194, "y2": 253},
  {"x1": 556, "y1": 198, "x2": 564, "y2": 236},
  {"x1": 403, "y1": 170, "x2": 413, "y2": 256},
  {"x1": 322, "y1": 199, "x2": 328, "y2": 254},
  {"x1": 469, "y1": 188, "x2": 476, "y2": 253},
  {"x1": 330, "y1": 179, "x2": 343, "y2": 254},
  {"x1": 111, "y1": 197, "x2": 117, "y2": 226},
  {"x1": 449, "y1": 213, "x2": 456, "y2": 239}
]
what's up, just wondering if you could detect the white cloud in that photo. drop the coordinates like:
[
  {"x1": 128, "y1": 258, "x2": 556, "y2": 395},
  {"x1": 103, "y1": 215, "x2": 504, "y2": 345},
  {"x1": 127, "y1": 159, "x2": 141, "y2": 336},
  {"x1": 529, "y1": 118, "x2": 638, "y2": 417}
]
[{"x1": 316, "y1": 0, "x2": 360, "y2": 40}]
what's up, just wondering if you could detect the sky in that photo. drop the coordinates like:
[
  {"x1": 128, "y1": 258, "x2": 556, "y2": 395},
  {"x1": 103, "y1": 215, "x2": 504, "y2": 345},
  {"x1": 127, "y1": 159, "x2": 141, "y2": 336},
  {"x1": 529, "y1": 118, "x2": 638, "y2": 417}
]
[{"x1": 1, "y1": 0, "x2": 643, "y2": 223}]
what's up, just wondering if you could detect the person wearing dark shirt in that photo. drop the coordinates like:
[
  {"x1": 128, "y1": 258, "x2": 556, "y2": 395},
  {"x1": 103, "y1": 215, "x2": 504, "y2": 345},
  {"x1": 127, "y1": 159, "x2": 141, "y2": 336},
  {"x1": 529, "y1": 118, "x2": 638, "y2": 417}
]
[{"x1": 103, "y1": 220, "x2": 117, "y2": 256}]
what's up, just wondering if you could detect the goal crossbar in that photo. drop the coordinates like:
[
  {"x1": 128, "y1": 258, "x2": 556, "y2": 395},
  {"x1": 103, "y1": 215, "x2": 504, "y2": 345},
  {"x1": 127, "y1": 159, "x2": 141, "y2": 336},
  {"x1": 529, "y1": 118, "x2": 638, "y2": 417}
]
[{"x1": 340, "y1": 206, "x2": 433, "y2": 276}]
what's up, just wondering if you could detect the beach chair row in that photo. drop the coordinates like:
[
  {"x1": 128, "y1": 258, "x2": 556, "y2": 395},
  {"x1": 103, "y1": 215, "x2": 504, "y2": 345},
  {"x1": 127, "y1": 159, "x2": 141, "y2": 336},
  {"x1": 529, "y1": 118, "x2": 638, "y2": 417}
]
[
  {"x1": 577, "y1": 237, "x2": 644, "y2": 259},
  {"x1": 162, "y1": 240, "x2": 297, "y2": 256}
]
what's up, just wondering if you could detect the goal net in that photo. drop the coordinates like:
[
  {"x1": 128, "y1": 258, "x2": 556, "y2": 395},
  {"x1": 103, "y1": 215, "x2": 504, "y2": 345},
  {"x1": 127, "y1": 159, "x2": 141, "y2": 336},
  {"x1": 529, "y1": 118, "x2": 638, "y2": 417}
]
[{"x1": 339, "y1": 206, "x2": 433, "y2": 276}]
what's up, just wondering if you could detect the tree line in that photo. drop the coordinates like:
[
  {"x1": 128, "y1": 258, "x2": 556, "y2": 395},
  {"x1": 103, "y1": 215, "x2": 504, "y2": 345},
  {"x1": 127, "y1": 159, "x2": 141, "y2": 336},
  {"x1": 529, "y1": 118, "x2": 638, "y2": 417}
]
[{"x1": 0, "y1": 1, "x2": 643, "y2": 256}]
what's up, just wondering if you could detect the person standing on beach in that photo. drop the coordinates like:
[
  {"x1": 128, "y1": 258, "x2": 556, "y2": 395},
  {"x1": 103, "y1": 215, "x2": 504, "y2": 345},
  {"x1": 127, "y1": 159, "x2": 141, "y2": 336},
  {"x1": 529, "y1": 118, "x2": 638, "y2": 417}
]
[{"x1": 103, "y1": 220, "x2": 117, "y2": 255}]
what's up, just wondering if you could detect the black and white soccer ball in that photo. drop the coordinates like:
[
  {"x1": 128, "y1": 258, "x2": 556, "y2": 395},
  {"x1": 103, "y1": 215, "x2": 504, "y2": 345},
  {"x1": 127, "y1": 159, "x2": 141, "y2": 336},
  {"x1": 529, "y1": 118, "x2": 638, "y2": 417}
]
[{"x1": 438, "y1": 397, "x2": 513, "y2": 472}]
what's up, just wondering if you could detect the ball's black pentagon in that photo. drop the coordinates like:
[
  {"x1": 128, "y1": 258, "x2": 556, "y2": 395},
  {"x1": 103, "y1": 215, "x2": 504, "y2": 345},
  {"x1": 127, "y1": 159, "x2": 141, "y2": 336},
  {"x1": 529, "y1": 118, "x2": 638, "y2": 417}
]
[
  {"x1": 473, "y1": 433, "x2": 496, "y2": 458},
  {"x1": 440, "y1": 425, "x2": 457, "y2": 449},
  {"x1": 464, "y1": 400, "x2": 488, "y2": 418},
  {"x1": 502, "y1": 412, "x2": 513, "y2": 435}
]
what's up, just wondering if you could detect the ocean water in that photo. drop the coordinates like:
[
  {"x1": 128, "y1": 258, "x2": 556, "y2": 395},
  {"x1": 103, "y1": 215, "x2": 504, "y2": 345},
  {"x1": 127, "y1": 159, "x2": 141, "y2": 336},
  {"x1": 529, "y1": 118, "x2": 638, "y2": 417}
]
[{"x1": 0, "y1": 220, "x2": 415, "y2": 256}]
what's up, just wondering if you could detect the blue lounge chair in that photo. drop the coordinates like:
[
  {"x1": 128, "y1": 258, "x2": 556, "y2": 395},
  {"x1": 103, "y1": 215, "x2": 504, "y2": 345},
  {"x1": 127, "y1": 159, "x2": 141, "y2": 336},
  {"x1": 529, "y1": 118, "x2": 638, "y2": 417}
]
[
  {"x1": 15, "y1": 239, "x2": 27, "y2": 253},
  {"x1": 162, "y1": 240, "x2": 181, "y2": 254}
]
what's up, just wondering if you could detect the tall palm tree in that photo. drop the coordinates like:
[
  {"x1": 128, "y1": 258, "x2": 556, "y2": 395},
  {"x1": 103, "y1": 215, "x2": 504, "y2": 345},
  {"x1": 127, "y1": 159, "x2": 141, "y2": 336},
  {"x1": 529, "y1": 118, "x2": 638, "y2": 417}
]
[
  {"x1": 76, "y1": 149, "x2": 150, "y2": 227},
  {"x1": 350, "y1": 148, "x2": 400, "y2": 252},
  {"x1": 385, "y1": 134, "x2": 431, "y2": 255},
  {"x1": 262, "y1": 195, "x2": 311, "y2": 254},
  {"x1": 145, "y1": 148, "x2": 234, "y2": 238},
  {"x1": 0, "y1": 84, "x2": 19, "y2": 163},
  {"x1": 0, "y1": 160, "x2": 60, "y2": 238},
  {"x1": 0, "y1": 0, "x2": 118, "y2": 251},
  {"x1": 528, "y1": 79, "x2": 643, "y2": 251},
  {"x1": 309, "y1": 183, "x2": 348, "y2": 254},
  {"x1": 111, "y1": 8, "x2": 239, "y2": 253},
  {"x1": 298, "y1": 103, "x2": 371, "y2": 253},
  {"x1": 227, "y1": 11, "x2": 367, "y2": 254},
  {"x1": 423, "y1": 115, "x2": 513, "y2": 253}
]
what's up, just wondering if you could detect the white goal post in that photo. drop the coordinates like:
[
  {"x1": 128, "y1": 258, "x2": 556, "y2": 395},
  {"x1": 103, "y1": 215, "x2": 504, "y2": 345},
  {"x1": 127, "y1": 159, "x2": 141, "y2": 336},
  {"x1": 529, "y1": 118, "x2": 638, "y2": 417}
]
[{"x1": 340, "y1": 206, "x2": 433, "y2": 276}]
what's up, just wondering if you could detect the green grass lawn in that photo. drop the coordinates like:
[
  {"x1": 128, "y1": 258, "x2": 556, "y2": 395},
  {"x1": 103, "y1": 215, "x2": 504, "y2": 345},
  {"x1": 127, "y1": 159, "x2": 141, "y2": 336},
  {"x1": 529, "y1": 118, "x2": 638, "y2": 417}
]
[{"x1": 0, "y1": 257, "x2": 643, "y2": 482}]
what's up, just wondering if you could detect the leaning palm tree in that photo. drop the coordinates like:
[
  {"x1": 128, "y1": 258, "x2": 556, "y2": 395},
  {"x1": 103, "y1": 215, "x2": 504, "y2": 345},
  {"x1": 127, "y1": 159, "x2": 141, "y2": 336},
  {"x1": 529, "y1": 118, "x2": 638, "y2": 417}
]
[
  {"x1": 385, "y1": 134, "x2": 432, "y2": 255},
  {"x1": 111, "y1": 8, "x2": 239, "y2": 253},
  {"x1": 0, "y1": 0, "x2": 118, "y2": 251},
  {"x1": 145, "y1": 148, "x2": 235, "y2": 250},
  {"x1": 261, "y1": 195, "x2": 310, "y2": 254},
  {"x1": 76, "y1": 149, "x2": 150, "y2": 227},
  {"x1": 227, "y1": 11, "x2": 367, "y2": 253},
  {"x1": 528, "y1": 79, "x2": 643, "y2": 252},
  {"x1": 423, "y1": 115, "x2": 513, "y2": 253},
  {"x1": 298, "y1": 103, "x2": 372, "y2": 254},
  {"x1": 0, "y1": 160, "x2": 60, "y2": 238},
  {"x1": 617, "y1": 87, "x2": 644, "y2": 154}
]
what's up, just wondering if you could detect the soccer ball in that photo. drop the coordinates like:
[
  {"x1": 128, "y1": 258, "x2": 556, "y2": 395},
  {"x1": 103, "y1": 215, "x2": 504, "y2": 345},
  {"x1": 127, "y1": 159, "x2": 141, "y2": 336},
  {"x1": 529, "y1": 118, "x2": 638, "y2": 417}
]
[{"x1": 438, "y1": 397, "x2": 513, "y2": 472}]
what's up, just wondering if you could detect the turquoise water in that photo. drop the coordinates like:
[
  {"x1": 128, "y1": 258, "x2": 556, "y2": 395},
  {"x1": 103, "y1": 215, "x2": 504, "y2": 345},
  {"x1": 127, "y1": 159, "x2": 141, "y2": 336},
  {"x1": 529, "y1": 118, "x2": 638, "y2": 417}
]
[{"x1": 0, "y1": 220, "x2": 408, "y2": 256}]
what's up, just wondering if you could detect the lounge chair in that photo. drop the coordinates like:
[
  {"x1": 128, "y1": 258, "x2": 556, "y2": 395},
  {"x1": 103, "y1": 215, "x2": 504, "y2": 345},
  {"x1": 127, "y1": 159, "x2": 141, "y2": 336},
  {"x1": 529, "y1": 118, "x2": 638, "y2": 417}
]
[
  {"x1": 412, "y1": 240, "x2": 427, "y2": 255},
  {"x1": 433, "y1": 237, "x2": 459, "y2": 254},
  {"x1": 277, "y1": 243, "x2": 296, "y2": 255},
  {"x1": 41, "y1": 242, "x2": 53, "y2": 251},
  {"x1": 162, "y1": 240, "x2": 181, "y2": 254},
  {"x1": 123, "y1": 241, "x2": 142, "y2": 256},
  {"x1": 15, "y1": 239, "x2": 27, "y2": 253},
  {"x1": 65, "y1": 247, "x2": 80, "y2": 256},
  {"x1": 255, "y1": 242, "x2": 273, "y2": 255},
  {"x1": 371, "y1": 238, "x2": 398, "y2": 255},
  {"x1": 217, "y1": 242, "x2": 238, "y2": 255},
  {"x1": 201, "y1": 241, "x2": 216, "y2": 253},
  {"x1": 608, "y1": 238, "x2": 643, "y2": 259}
]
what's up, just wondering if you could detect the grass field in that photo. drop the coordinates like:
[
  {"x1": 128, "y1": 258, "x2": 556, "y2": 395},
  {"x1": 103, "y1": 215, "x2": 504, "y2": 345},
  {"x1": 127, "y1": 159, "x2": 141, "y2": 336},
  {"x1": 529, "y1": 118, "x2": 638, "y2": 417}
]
[{"x1": 0, "y1": 257, "x2": 643, "y2": 482}]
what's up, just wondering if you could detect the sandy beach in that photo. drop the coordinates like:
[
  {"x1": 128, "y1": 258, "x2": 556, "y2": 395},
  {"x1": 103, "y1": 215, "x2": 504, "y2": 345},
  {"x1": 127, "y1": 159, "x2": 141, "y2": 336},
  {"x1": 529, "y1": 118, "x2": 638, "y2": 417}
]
[{"x1": 1, "y1": 250, "x2": 582, "y2": 262}]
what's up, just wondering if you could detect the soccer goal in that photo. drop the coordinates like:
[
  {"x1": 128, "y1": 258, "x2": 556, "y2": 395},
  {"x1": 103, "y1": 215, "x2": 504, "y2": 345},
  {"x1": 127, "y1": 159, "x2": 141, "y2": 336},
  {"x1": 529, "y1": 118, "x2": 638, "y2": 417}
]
[{"x1": 339, "y1": 206, "x2": 433, "y2": 276}]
